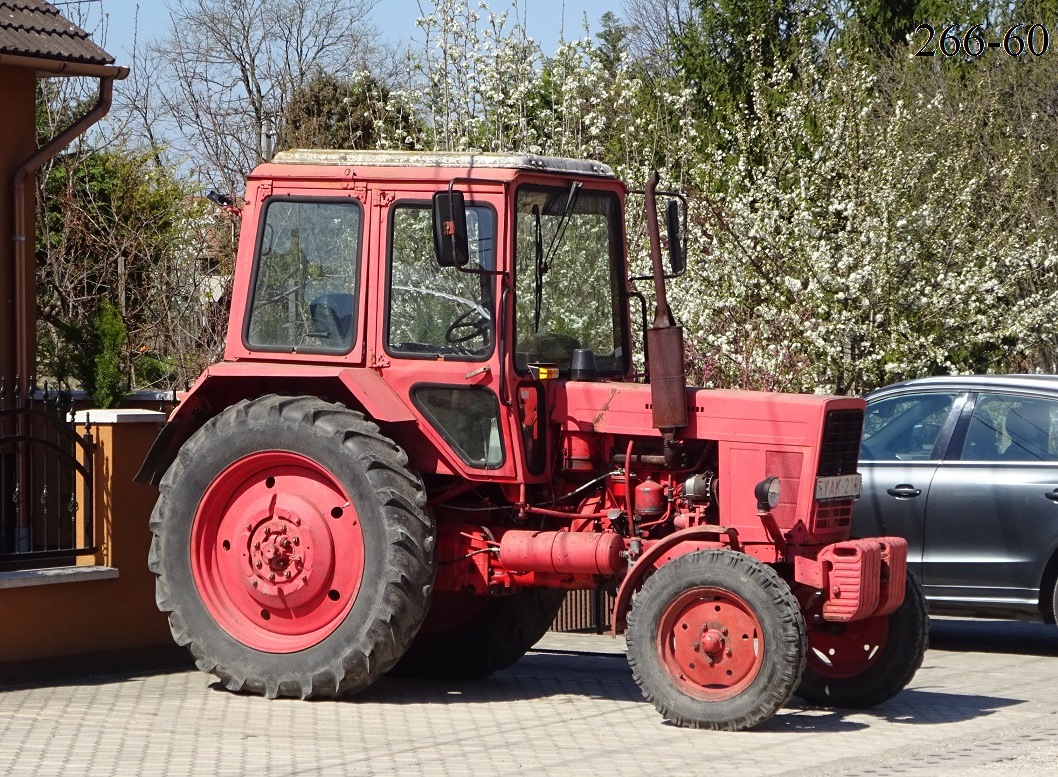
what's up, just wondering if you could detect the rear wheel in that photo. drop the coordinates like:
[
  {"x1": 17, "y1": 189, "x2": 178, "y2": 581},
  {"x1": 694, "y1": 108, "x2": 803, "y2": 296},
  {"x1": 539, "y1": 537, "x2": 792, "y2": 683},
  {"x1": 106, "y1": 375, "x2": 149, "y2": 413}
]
[
  {"x1": 626, "y1": 550, "x2": 806, "y2": 731},
  {"x1": 795, "y1": 570, "x2": 928, "y2": 708},
  {"x1": 392, "y1": 588, "x2": 566, "y2": 680},
  {"x1": 148, "y1": 395, "x2": 435, "y2": 699}
]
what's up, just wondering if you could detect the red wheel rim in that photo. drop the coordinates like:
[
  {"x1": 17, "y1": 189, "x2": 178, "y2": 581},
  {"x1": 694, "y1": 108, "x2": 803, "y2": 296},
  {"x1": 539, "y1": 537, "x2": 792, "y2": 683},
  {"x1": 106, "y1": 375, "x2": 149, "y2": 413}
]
[
  {"x1": 191, "y1": 451, "x2": 365, "y2": 653},
  {"x1": 656, "y1": 587, "x2": 765, "y2": 702},
  {"x1": 805, "y1": 615, "x2": 889, "y2": 679}
]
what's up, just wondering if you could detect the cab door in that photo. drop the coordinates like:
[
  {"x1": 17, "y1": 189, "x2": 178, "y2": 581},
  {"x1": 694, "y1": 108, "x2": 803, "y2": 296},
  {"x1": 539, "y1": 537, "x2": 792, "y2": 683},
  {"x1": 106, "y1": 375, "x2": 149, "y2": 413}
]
[{"x1": 368, "y1": 186, "x2": 522, "y2": 480}]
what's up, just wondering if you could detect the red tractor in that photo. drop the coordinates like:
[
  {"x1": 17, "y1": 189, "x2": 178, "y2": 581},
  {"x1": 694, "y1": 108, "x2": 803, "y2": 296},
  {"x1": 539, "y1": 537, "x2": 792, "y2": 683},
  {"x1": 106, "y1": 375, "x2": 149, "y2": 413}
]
[{"x1": 137, "y1": 150, "x2": 928, "y2": 730}]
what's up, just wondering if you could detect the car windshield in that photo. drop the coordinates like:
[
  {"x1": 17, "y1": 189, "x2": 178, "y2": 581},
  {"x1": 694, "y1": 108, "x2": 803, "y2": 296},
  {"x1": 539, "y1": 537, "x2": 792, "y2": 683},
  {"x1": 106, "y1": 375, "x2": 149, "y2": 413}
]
[{"x1": 513, "y1": 186, "x2": 627, "y2": 374}]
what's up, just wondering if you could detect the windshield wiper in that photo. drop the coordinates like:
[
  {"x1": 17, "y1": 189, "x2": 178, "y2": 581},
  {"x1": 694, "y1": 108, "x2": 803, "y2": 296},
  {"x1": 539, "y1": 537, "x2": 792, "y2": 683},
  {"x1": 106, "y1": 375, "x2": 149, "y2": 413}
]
[{"x1": 533, "y1": 181, "x2": 582, "y2": 333}]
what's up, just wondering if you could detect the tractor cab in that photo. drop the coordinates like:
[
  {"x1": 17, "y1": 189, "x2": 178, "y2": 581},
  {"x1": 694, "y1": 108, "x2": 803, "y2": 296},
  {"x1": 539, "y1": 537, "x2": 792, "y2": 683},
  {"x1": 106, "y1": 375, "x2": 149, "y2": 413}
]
[{"x1": 216, "y1": 150, "x2": 646, "y2": 487}]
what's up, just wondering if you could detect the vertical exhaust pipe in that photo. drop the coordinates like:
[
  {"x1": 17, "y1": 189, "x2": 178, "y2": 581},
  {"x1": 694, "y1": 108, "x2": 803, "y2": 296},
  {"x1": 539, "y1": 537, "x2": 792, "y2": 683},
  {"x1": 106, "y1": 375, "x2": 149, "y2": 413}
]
[{"x1": 644, "y1": 172, "x2": 687, "y2": 460}]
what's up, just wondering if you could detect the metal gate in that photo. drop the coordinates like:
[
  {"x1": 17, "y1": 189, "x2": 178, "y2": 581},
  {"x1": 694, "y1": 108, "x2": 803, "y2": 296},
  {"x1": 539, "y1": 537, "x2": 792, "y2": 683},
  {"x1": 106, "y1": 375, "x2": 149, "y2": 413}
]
[{"x1": 0, "y1": 380, "x2": 95, "y2": 571}]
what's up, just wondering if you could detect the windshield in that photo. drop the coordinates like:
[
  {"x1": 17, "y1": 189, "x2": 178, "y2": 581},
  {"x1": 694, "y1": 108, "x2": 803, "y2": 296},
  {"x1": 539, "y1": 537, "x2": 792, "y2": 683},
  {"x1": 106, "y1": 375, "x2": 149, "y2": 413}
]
[{"x1": 514, "y1": 186, "x2": 628, "y2": 374}]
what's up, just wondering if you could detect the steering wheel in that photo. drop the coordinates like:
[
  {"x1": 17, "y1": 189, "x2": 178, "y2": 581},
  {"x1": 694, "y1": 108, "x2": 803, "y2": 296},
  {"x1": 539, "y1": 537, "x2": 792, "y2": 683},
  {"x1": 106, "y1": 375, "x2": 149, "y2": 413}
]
[{"x1": 445, "y1": 307, "x2": 491, "y2": 344}]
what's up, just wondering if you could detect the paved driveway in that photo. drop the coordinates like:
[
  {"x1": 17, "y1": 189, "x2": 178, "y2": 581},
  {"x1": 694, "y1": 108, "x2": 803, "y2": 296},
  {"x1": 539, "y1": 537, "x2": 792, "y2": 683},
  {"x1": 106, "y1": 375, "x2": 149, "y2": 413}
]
[{"x1": 1, "y1": 619, "x2": 1056, "y2": 776}]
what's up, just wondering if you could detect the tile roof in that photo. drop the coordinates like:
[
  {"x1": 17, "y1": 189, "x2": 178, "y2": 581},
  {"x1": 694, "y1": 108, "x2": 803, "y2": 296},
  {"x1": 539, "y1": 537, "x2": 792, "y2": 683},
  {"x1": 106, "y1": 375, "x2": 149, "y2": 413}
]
[{"x1": 0, "y1": 0, "x2": 115, "y2": 66}]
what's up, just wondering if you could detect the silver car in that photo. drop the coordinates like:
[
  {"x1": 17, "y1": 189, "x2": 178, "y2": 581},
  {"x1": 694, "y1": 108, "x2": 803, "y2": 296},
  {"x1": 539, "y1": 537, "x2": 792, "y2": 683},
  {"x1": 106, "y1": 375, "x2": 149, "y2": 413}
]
[{"x1": 853, "y1": 374, "x2": 1058, "y2": 627}]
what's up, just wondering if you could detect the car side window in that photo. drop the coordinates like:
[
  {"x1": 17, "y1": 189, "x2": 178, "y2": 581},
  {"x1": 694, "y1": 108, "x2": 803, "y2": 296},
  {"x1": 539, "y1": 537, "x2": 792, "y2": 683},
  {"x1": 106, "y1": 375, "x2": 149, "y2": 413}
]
[
  {"x1": 861, "y1": 393, "x2": 957, "y2": 461},
  {"x1": 962, "y1": 394, "x2": 1058, "y2": 462}
]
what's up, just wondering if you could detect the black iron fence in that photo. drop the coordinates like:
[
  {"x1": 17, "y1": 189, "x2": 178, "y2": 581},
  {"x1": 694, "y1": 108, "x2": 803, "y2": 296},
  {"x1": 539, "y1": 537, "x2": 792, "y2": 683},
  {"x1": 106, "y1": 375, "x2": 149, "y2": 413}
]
[{"x1": 0, "y1": 379, "x2": 96, "y2": 571}]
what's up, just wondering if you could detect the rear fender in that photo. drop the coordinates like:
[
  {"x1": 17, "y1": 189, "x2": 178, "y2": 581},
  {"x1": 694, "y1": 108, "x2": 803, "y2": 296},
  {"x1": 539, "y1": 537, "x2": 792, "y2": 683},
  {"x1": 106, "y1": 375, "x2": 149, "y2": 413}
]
[{"x1": 134, "y1": 363, "x2": 416, "y2": 485}]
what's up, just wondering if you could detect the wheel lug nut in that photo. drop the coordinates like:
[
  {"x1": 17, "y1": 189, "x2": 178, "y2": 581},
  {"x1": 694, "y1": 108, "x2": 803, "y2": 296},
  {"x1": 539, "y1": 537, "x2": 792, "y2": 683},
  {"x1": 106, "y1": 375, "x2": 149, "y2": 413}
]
[
  {"x1": 292, "y1": 537, "x2": 300, "y2": 546},
  {"x1": 294, "y1": 518, "x2": 301, "y2": 526},
  {"x1": 268, "y1": 573, "x2": 275, "y2": 581},
  {"x1": 255, "y1": 560, "x2": 263, "y2": 569},
  {"x1": 252, "y1": 580, "x2": 258, "y2": 588},
  {"x1": 254, "y1": 542, "x2": 260, "y2": 550},
  {"x1": 726, "y1": 649, "x2": 733, "y2": 657}
]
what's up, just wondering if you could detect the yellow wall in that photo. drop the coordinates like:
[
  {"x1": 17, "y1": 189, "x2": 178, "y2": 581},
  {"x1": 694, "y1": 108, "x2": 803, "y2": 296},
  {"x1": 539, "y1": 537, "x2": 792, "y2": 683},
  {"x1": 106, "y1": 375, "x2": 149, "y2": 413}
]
[{"x1": 0, "y1": 416, "x2": 174, "y2": 663}]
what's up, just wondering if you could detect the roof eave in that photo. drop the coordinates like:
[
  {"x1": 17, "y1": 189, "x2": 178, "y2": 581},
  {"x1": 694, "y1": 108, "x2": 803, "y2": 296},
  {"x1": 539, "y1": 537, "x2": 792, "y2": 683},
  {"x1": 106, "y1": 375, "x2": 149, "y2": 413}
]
[{"x1": 0, "y1": 52, "x2": 128, "y2": 78}]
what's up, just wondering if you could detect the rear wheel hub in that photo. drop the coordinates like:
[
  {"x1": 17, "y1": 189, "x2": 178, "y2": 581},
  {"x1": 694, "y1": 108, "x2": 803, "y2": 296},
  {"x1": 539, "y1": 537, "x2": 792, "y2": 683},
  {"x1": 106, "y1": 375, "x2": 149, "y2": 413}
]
[{"x1": 191, "y1": 452, "x2": 366, "y2": 653}]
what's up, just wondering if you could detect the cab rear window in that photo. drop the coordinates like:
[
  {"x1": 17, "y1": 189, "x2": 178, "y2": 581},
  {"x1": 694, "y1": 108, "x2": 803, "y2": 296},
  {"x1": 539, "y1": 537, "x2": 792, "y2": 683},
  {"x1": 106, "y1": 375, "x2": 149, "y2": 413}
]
[{"x1": 246, "y1": 199, "x2": 362, "y2": 353}]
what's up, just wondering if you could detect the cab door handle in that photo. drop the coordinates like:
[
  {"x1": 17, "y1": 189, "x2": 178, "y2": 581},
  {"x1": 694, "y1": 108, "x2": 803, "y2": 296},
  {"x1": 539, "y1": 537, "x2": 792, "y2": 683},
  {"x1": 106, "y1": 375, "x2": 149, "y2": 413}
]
[
  {"x1": 886, "y1": 485, "x2": 922, "y2": 499},
  {"x1": 1046, "y1": 489, "x2": 1058, "y2": 503}
]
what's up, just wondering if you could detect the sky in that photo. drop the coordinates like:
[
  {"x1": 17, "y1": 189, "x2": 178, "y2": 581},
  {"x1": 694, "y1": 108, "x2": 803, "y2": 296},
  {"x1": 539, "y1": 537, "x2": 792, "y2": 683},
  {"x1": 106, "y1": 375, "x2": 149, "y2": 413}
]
[{"x1": 93, "y1": 0, "x2": 619, "y2": 66}]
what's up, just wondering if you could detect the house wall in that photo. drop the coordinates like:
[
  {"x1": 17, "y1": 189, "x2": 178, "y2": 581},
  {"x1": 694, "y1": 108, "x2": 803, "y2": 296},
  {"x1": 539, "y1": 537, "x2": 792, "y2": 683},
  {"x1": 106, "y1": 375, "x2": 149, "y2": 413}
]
[
  {"x1": 0, "y1": 413, "x2": 174, "y2": 663},
  {"x1": 0, "y1": 65, "x2": 36, "y2": 392}
]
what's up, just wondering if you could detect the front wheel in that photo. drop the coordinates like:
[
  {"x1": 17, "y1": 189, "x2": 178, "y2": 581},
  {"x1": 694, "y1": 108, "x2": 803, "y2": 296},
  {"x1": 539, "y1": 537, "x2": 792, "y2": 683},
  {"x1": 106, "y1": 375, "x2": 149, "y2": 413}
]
[
  {"x1": 626, "y1": 550, "x2": 807, "y2": 731},
  {"x1": 795, "y1": 570, "x2": 929, "y2": 708},
  {"x1": 148, "y1": 395, "x2": 436, "y2": 699}
]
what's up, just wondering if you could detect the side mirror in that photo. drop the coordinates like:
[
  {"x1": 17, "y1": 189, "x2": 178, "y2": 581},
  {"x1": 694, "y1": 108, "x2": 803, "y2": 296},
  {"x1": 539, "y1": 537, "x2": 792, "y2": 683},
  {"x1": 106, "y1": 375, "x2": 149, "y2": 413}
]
[
  {"x1": 433, "y1": 189, "x2": 470, "y2": 267},
  {"x1": 665, "y1": 199, "x2": 685, "y2": 276}
]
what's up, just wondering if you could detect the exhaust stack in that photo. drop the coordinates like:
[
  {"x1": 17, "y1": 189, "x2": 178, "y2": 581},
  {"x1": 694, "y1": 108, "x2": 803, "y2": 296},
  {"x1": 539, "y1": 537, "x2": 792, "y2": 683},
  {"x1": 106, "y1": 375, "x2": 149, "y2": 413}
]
[{"x1": 644, "y1": 172, "x2": 688, "y2": 455}]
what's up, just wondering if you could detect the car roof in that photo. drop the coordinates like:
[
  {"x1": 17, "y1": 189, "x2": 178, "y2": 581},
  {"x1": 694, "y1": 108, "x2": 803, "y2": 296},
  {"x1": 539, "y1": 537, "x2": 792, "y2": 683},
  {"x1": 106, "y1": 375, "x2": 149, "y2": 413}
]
[{"x1": 866, "y1": 373, "x2": 1058, "y2": 399}]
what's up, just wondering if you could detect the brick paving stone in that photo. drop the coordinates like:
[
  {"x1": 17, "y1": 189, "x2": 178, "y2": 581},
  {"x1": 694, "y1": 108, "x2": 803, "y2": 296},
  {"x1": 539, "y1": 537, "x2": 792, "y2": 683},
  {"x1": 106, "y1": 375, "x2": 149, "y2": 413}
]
[{"x1": 0, "y1": 618, "x2": 1055, "y2": 775}]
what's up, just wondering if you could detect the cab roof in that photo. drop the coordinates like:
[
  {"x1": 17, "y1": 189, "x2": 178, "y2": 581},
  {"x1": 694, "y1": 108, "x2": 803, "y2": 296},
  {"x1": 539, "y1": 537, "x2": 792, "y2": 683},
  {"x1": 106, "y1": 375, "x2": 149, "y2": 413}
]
[{"x1": 269, "y1": 149, "x2": 616, "y2": 179}]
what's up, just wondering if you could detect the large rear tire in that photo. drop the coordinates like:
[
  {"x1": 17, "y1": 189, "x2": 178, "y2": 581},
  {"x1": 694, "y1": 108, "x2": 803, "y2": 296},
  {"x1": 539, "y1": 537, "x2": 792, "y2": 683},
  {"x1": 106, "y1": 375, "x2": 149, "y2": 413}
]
[
  {"x1": 795, "y1": 570, "x2": 929, "y2": 708},
  {"x1": 626, "y1": 550, "x2": 807, "y2": 731},
  {"x1": 148, "y1": 394, "x2": 435, "y2": 699},
  {"x1": 391, "y1": 588, "x2": 566, "y2": 680}
]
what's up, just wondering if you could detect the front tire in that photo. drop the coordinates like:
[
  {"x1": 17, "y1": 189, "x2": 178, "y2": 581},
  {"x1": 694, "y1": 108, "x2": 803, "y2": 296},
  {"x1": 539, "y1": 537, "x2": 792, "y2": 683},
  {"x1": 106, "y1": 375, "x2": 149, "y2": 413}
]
[
  {"x1": 148, "y1": 395, "x2": 435, "y2": 699},
  {"x1": 626, "y1": 550, "x2": 807, "y2": 731},
  {"x1": 795, "y1": 570, "x2": 929, "y2": 708}
]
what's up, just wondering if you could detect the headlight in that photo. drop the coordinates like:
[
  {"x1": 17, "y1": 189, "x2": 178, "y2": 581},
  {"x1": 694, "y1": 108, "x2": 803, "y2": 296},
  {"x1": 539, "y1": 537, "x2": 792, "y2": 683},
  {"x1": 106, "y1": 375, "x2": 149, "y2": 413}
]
[{"x1": 755, "y1": 477, "x2": 781, "y2": 511}]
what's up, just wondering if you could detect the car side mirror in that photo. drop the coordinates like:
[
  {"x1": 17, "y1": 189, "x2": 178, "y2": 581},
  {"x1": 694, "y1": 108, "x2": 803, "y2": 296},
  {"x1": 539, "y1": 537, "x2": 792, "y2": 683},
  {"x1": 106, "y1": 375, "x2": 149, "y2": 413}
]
[
  {"x1": 666, "y1": 199, "x2": 685, "y2": 276},
  {"x1": 433, "y1": 189, "x2": 470, "y2": 268}
]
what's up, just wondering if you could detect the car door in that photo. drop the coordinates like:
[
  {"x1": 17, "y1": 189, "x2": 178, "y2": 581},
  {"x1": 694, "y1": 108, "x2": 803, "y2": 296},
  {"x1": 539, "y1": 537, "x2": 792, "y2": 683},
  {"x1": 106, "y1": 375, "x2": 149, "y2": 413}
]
[
  {"x1": 920, "y1": 391, "x2": 1058, "y2": 609},
  {"x1": 853, "y1": 391, "x2": 962, "y2": 577}
]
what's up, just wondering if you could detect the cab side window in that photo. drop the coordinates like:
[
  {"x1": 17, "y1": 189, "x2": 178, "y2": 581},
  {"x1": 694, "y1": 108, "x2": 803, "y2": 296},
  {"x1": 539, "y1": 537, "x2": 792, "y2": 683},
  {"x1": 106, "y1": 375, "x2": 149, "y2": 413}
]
[{"x1": 387, "y1": 203, "x2": 495, "y2": 358}]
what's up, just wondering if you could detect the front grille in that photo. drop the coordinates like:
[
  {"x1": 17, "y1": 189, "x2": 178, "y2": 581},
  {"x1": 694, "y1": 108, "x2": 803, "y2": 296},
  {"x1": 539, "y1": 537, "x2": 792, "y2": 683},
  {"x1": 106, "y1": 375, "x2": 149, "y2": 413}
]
[
  {"x1": 812, "y1": 500, "x2": 854, "y2": 532},
  {"x1": 818, "y1": 409, "x2": 864, "y2": 476}
]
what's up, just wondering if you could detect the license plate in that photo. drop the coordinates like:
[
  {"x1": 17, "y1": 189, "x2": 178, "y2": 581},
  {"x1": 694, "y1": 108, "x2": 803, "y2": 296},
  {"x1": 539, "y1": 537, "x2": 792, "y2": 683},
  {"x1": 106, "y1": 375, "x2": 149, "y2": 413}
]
[{"x1": 815, "y1": 473, "x2": 862, "y2": 501}]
